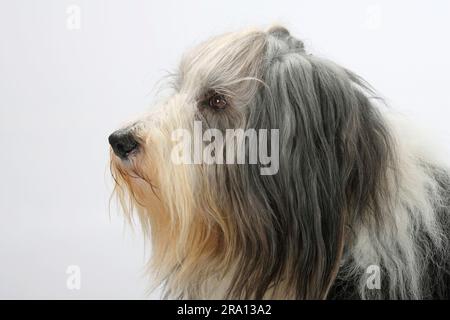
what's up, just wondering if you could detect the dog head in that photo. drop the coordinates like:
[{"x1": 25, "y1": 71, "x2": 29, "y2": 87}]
[{"x1": 109, "y1": 26, "x2": 394, "y2": 299}]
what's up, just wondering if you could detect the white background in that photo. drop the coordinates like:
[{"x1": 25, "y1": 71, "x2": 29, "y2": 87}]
[{"x1": 0, "y1": 0, "x2": 449, "y2": 299}]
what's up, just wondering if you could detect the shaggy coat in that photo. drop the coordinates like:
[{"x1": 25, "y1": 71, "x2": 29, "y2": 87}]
[{"x1": 110, "y1": 26, "x2": 450, "y2": 299}]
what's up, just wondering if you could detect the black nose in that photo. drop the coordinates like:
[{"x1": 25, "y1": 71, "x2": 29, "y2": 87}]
[{"x1": 108, "y1": 129, "x2": 139, "y2": 159}]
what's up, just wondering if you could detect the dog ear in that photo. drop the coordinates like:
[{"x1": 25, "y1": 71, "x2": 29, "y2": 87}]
[
  {"x1": 246, "y1": 53, "x2": 347, "y2": 298},
  {"x1": 239, "y1": 36, "x2": 395, "y2": 298}
]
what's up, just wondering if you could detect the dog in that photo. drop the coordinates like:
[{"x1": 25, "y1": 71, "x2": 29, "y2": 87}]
[{"x1": 109, "y1": 25, "x2": 450, "y2": 299}]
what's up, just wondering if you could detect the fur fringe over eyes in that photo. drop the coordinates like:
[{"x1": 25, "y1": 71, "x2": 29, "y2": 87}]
[{"x1": 110, "y1": 26, "x2": 450, "y2": 299}]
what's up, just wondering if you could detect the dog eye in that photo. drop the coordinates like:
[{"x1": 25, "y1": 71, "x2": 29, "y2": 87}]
[{"x1": 208, "y1": 93, "x2": 228, "y2": 109}]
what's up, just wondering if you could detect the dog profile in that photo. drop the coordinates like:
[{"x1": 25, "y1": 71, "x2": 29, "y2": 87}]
[{"x1": 109, "y1": 25, "x2": 450, "y2": 299}]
